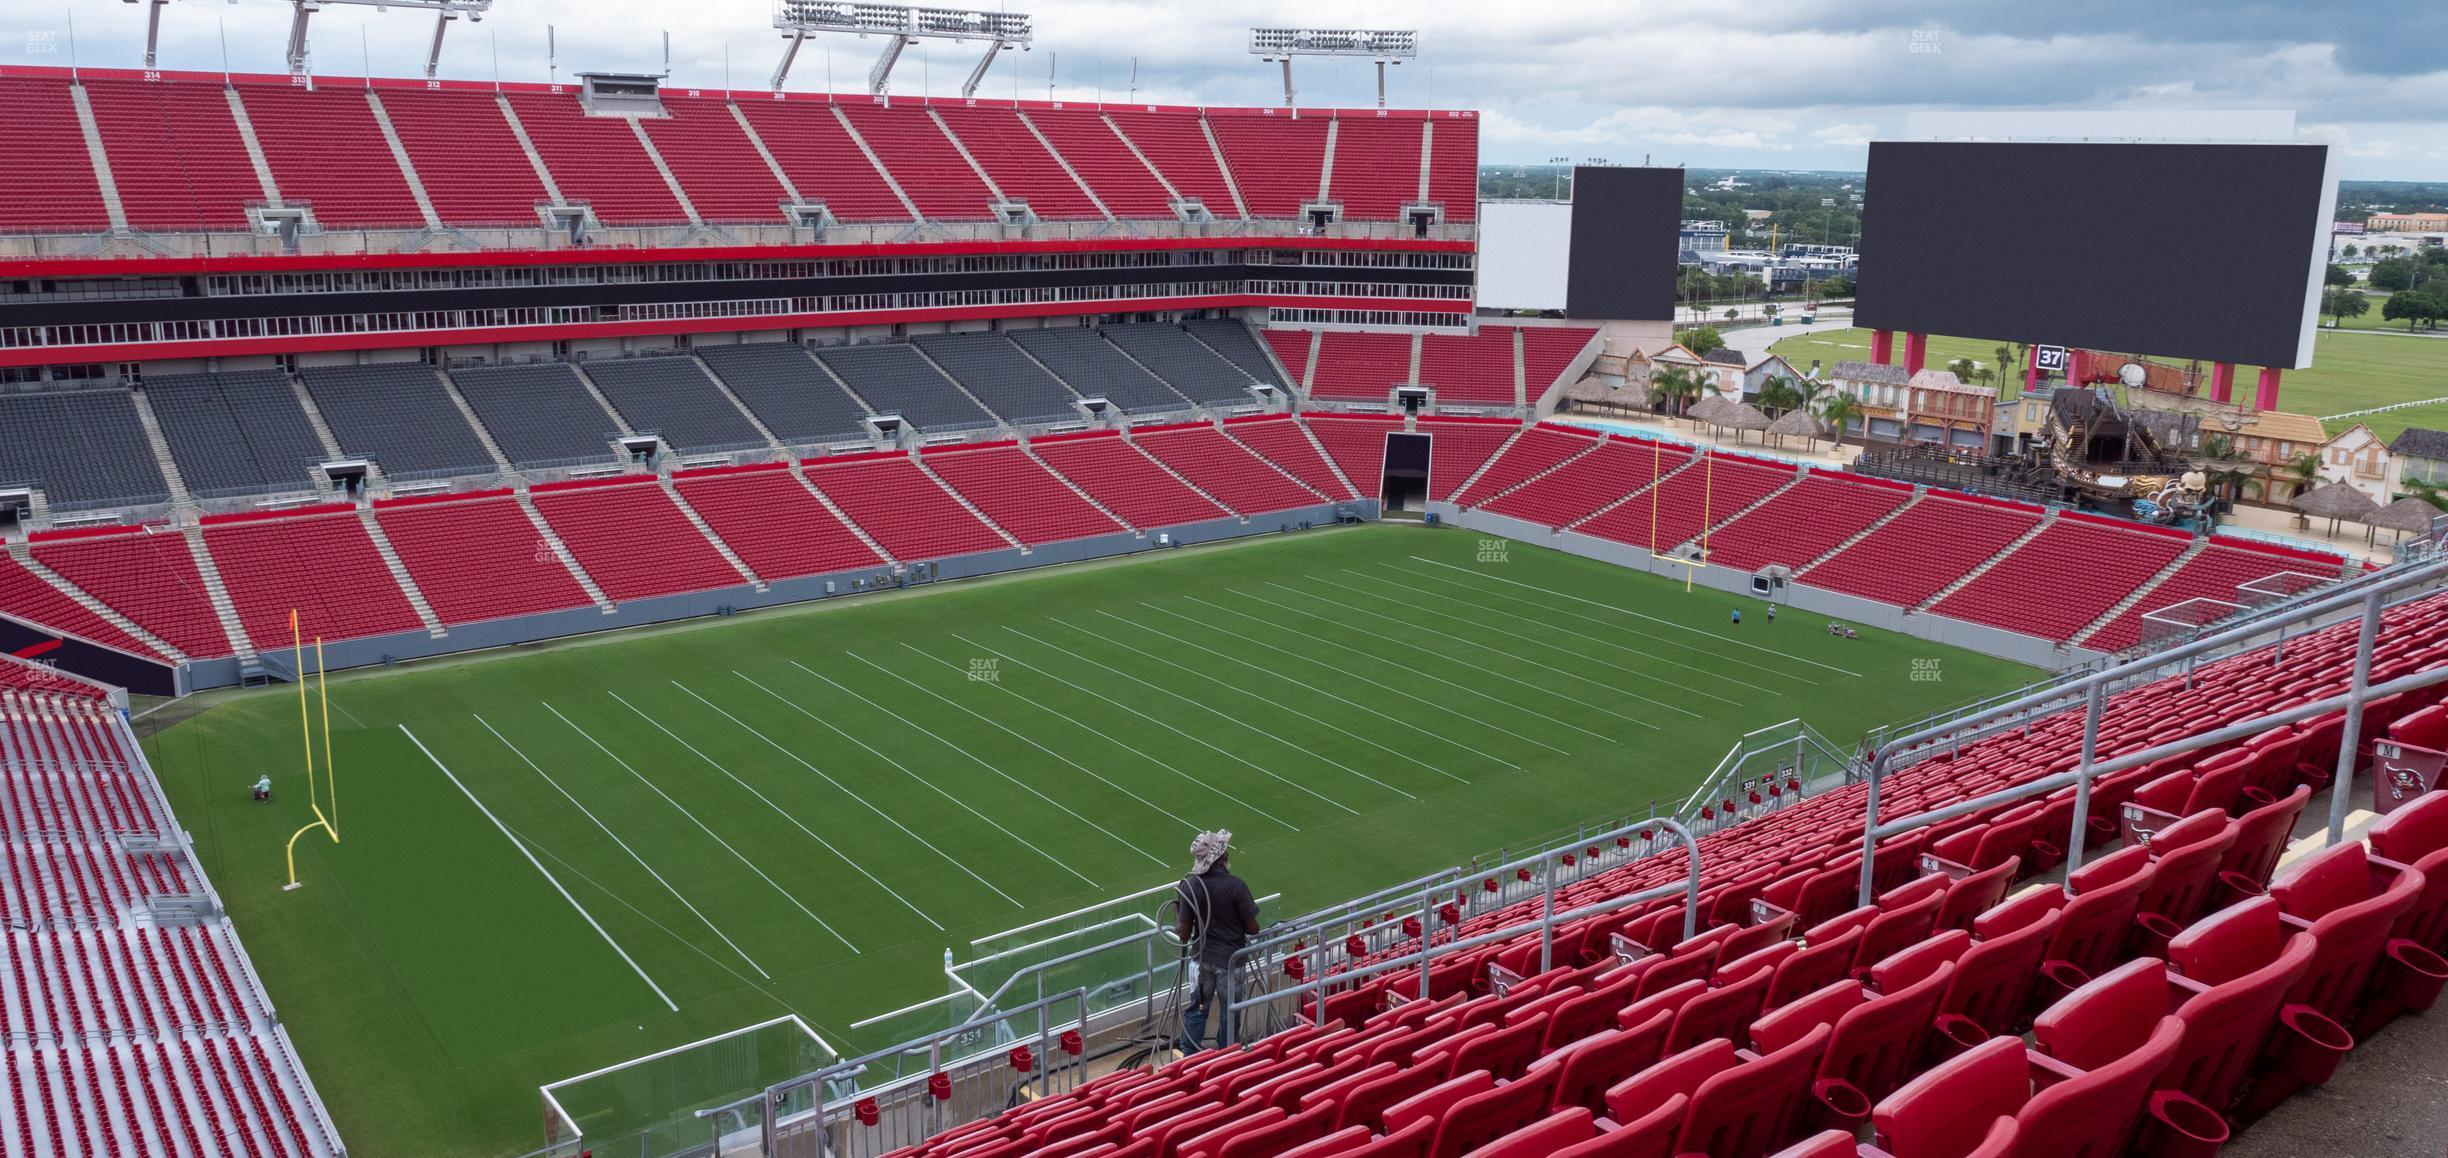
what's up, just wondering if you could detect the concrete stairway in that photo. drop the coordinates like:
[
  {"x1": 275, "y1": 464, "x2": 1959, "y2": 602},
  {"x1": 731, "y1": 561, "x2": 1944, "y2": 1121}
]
[
  {"x1": 1315, "y1": 118, "x2": 1339, "y2": 206},
  {"x1": 1465, "y1": 435, "x2": 1604, "y2": 510},
  {"x1": 66, "y1": 83, "x2": 130, "y2": 231},
  {"x1": 1794, "y1": 491, "x2": 1923, "y2": 576},
  {"x1": 660, "y1": 477, "x2": 766, "y2": 590},
  {"x1": 221, "y1": 88, "x2": 285, "y2": 209},
  {"x1": 1198, "y1": 117, "x2": 1252, "y2": 220},
  {"x1": 1675, "y1": 469, "x2": 1806, "y2": 554},
  {"x1": 7, "y1": 542, "x2": 185, "y2": 662},
  {"x1": 362, "y1": 91, "x2": 446, "y2": 232},
  {"x1": 1918, "y1": 510, "x2": 2059, "y2": 611},
  {"x1": 357, "y1": 509, "x2": 446, "y2": 637},
  {"x1": 1120, "y1": 430, "x2": 1242, "y2": 519},
  {"x1": 494, "y1": 94, "x2": 570, "y2": 205},
  {"x1": 927, "y1": 109, "x2": 1010, "y2": 204},
  {"x1": 1562, "y1": 452, "x2": 1699, "y2": 534},
  {"x1": 1440, "y1": 423, "x2": 1531, "y2": 504},
  {"x1": 1216, "y1": 422, "x2": 1329, "y2": 501},
  {"x1": 831, "y1": 106, "x2": 925, "y2": 221},
  {"x1": 908, "y1": 453, "x2": 1026, "y2": 551},
  {"x1": 1023, "y1": 442, "x2": 1138, "y2": 533},
  {"x1": 1014, "y1": 111, "x2": 1114, "y2": 221},
  {"x1": 125, "y1": 389, "x2": 193, "y2": 506},
  {"x1": 790, "y1": 469, "x2": 899, "y2": 567},
  {"x1": 2070, "y1": 539, "x2": 2207, "y2": 649},
  {"x1": 514, "y1": 492, "x2": 616, "y2": 612},
  {"x1": 1294, "y1": 419, "x2": 1363, "y2": 500},
  {"x1": 690, "y1": 354, "x2": 788, "y2": 453},
  {"x1": 434, "y1": 369, "x2": 517, "y2": 473},
  {"x1": 180, "y1": 526, "x2": 257, "y2": 658},
  {"x1": 624, "y1": 118, "x2": 705, "y2": 227}
]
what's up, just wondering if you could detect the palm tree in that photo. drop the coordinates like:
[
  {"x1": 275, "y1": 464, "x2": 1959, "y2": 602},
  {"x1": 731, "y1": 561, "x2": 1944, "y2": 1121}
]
[
  {"x1": 2195, "y1": 434, "x2": 2255, "y2": 521},
  {"x1": 1818, "y1": 393, "x2": 1863, "y2": 448},
  {"x1": 2279, "y1": 451, "x2": 2321, "y2": 500},
  {"x1": 1653, "y1": 367, "x2": 1703, "y2": 422},
  {"x1": 1946, "y1": 356, "x2": 1977, "y2": 381},
  {"x1": 1995, "y1": 344, "x2": 2017, "y2": 392},
  {"x1": 1756, "y1": 375, "x2": 1800, "y2": 417},
  {"x1": 2404, "y1": 478, "x2": 2448, "y2": 513},
  {"x1": 1794, "y1": 375, "x2": 1825, "y2": 412}
]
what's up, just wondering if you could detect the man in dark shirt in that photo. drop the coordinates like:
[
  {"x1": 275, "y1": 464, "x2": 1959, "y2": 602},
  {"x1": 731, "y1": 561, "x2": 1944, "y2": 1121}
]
[{"x1": 1175, "y1": 830, "x2": 1260, "y2": 1053}]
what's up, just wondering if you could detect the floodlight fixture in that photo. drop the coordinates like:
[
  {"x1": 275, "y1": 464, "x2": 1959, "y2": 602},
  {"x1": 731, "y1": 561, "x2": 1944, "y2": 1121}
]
[
  {"x1": 770, "y1": 1, "x2": 1033, "y2": 95},
  {"x1": 1248, "y1": 27, "x2": 1418, "y2": 109},
  {"x1": 142, "y1": 0, "x2": 493, "y2": 79}
]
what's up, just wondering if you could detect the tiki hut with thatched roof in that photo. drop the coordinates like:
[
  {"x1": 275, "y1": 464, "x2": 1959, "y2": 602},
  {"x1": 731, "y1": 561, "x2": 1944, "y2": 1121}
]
[
  {"x1": 1563, "y1": 377, "x2": 1612, "y2": 408},
  {"x1": 1719, "y1": 402, "x2": 1773, "y2": 444},
  {"x1": 1766, "y1": 406, "x2": 1823, "y2": 450},
  {"x1": 2292, "y1": 480, "x2": 2381, "y2": 535},
  {"x1": 1688, "y1": 394, "x2": 1735, "y2": 426},
  {"x1": 2366, "y1": 496, "x2": 2445, "y2": 547},
  {"x1": 1605, "y1": 380, "x2": 1655, "y2": 413}
]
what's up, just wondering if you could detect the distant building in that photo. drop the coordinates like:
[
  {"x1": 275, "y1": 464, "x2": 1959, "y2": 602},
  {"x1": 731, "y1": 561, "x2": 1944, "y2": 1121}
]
[
  {"x1": 2366, "y1": 211, "x2": 2448, "y2": 233},
  {"x1": 2389, "y1": 428, "x2": 2448, "y2": 489},
  {"x1": 1680, "y1": 220, "x2": 1730, "y2": 253},
  {"x1": 2187, "y1": 406, "x2": 2328, "y2": 504},
  {"x1": 1828, "y1": 360, "x2": 1913, "y2": 440},
  {"x1": 1906, "y1": 369, "x2": 1997, "y2": 450},
  {"x1": 1739, "y1": 354, "x2": 1809, "y2": 402},
  {"x1": 1699, "y1": 347, "x2": 1750, "y2": 399},
  {"x1": 2318, "y1": 422, "x2": 2395, "y2": 504}
]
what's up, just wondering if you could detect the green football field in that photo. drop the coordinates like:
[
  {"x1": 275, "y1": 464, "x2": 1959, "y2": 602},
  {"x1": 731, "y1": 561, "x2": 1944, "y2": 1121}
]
[{"x1": 143, "y1": 523, "x2": 2039, "y2": 1157}]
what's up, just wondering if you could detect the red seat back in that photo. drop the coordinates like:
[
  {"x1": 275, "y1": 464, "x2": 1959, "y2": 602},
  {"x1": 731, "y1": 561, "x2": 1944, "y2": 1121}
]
[
  {"x1": 1854, "y1": 891, "x2": 1944, "y2": 972},
  {"x1": 1821, "y1": 961, "x2": 1954, "y2": 1102},
  {"x1": 1936, "y1": 858, "x2": 2021, "y2": 933},
  {"x1": 1543, "y1": 970, "x2": 1643, "y2": 1052},
  {"x1": 2388, "y1": 704, "x2": 2448, "y2": 751},
  {"x1": 1446, "y1": 1013, "x2": 1547, "y2": 1081},
  {"x1": 1872, "y1": 1035, "x2": 2025, "y2": 1158},
  {"x1": 2368, "y1": 788, "x2": 2448, "y2": 951},
  {"x1": 2269, "y1": 841, "x2": 2426, "y2": 1021},
  {"x1": 2049, "y1": 846, "x2": 2154, "y2": 980},
  {"x1": 2164, "y1": 899, "x2": 2319, "y2": 1112},
  {"x1": 1667, "y1": 967, "x2": 1772, "y2": 1053},
  {"x1": 1944, "y1": 907, "x2": 2058, "y2": 1036},
  {"x1": 2135, "y1": 811, "x2": 2238, "y2": 928},
  {"x1": 2015, "y1": 1015, "x2": 2185, "y2": 1158},
  {"x1": 1673, "y1": 1023, "x2": 1833, "y2": 1158},
  {"x1": 1205, "y1": 1101, "x2": 1336, "y2": 1158},
  {"x1": 1766, "y1": 926, "x2": 1864, "y2": 1009},
  {"x1": 2218, "y1": 785, "x2": 2312, "y2": 890},
  {"x1": 1462, "y1": 1107, "x2": 1595, "y2": 1158},
  {"x1": 1426, "y1": 1067, "x2": 1560, "y2": 1158},
  {"x1": 1543, "y1": 1007, "x2": 1673, "y2": 1116}
]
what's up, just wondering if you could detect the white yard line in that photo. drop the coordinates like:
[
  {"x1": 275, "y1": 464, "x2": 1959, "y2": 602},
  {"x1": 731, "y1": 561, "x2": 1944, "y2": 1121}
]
[
  {"x1": 1119, "y1": 603, "x2": 1530, "y2": 768},
  {"x1": 1402, "y1": 555, "x2": 1864, "y2": 679},
  {"x1": 773, "y1": 661, "x2": 1165, "y2": 866},
  {"x1": 1372, "y1": 562, "x2": 1777, "y2": 699},
  {"x1": 1268, "y1": 581, "x2": 1662, "y2": 732},
  {"x1": 607, "y1": 689, "x2": 948, "y2": 930},
  {"x1": 1072, "y1": 611, "x2": 1481, "y2": 782},
  {"x1": 1180, "y1": 594, "x2": 1581, "y2": 754},
  {"x1": 888, "y1": 644, "x2": 1299, "y2": 833},
  {"x1": 475, "y1": 714, "x2": 774, "y2": 979},
  {"x1": 1311, "y1": 571, "x2": 1710, "y2": 718},
  {"x1": 670, "y1": 680, "x2": 1030, "y2": 907},
  {"x1": 954, "y1": 632, "x2": 1362, "y2": 817},
  {"x1": 542, "y1": 702, "x2": 860, "y2": 955},
  {"x1": 399, "y1": 723, "x2": 678, "y2": 1012},
  {"x1": 1008, "y1": 623, "x2": 1418, "y2": 803},
  {"x1": 843, "y1": 653, "x2": 1201, "y2": 833}
]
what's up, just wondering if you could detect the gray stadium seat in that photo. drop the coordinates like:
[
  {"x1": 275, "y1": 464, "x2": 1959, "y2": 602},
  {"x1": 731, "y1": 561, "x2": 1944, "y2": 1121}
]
[
  {"x1": 446, "y1": 363, "x2": 627, "y2": 468},
  {"x1": 142, "y1": 371, "x2": 328, "y2": 495},
  {"x1": 910, "y1": 332, "x2": 1081, "y2": 423},
  {"x1": 1101, "y1": 323, "x2": 1260, "y2": 406},
  {"x1": 0, "y1": 386, "x2": 171, "y2": 508},
  {"x1": 1183, "y1": 319, "x2": 1288, "y2": 387},
  {"x1": 579, "y1": 356, "x2": 765, "y2": 453},
  {"x1": 1007, "y1": 327, "x2": 1191, "y2": 413},
  {"x1": 694, "y1": 344, "x2": 874, "y2": 445},
  {"x1": 811, "y1": 343, "x2": 995, "y2": 432},
  {"x1": 299, "y1": 363, "x2": 496, "y2": 477}
]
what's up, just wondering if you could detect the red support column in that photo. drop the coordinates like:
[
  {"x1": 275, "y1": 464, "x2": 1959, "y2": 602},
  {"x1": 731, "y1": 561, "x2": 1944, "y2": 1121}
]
[
  {"x1": 1870, "y1": 329, "x2": 1894, "y2": 364},
  {"x1": 2255, "y1": 367, "x2": 2282, "y2": 411},
  {"x1": 1903, "y1": 332, "x2": 1928, "y2": 374},
  {"x1": 2024, "y1": 350, "x2": 2041, "y2": 392},
  {"x1": 2211, "y1": 362, "x2": 2235, "y2": 404}
]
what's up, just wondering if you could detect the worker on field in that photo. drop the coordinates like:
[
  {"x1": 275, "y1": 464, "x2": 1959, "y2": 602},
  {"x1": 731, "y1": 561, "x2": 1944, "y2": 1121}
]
[
  {"x1": 251, "y1": 774, "x2": 272, "y2": 802},
  {"x1": 1174, "y1": 830, "x2": 1260, "y2": 1053},
  {"x1": 1731, "y1": 608, "x2": 1742, "y2": 627}
]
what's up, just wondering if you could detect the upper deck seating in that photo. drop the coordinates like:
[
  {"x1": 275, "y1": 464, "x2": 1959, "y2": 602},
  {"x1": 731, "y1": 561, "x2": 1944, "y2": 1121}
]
[
  {"x1": 235, "y1": 82, "x2": 424, "y2": 228},
  {"x1": 580, "y1": 357, "x2": 766, "y2": 453},
  {"x1": 733, "y1": 98, "x2": 913, "y2": 222},
  {"x1": 694, "y1": 344, "x2": 874, "y2": 445},
  {"x1": 838, "y1": 104, "x2": 998, "y2": 221},
  {"x1": 503, "y1": 92, "x2": 688, "y2": 225},
  {"x1": 298, "y1": 364, "x2": 495, "y2": 477},
  {"x1": 373, "y1": 86, "x2": 552, "y2": 226},
  {"x1": 911, "y1": 333, "x2": 1081, "y2": 424},
  {"x1": 446, "y1": 364, "x2": 626, "y2": 468},
  {"x1": 1009, "y1": 328, "x2": 1191, "y2": 413},
  {"x1": 80, "y1": 77, "x2": 261, "y2": 231},
  {"x1": 0, "y1": 76, "x2": 111, "y2": 231},
  {"x1": 642, "y1": 93, "x2": 791, "y2": 224},
  {"x1": 0, "y1": 388, "x2": 171, "y2": 509},
  {"x1": 812, "y1": 344, "x2": 996, "y2": 431},
  {"x1": 141, "y1": 372, "x2": 327, "y2": 496},
  {"x1": 935, "y1": 106, "x2": 1103, "y2": 220},
  {"x1": 1023, "y1": 108, "x2": 1175, "y2": 217},
  {"x1": 1101, "y1": 324, "x2": 1259, "y2": 406}
]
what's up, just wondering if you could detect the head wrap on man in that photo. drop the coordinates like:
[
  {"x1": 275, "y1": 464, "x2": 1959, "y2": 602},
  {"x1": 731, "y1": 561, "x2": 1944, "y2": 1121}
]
[{"x1": 1190, "y1": 830, "x2": 1232, "y2": 874}]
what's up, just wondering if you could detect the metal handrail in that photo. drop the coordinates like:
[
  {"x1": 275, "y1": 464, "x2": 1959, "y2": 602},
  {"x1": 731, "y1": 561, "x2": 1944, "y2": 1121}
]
[
  {"x1": 1230, "y1": 817, "x2": 1699, "y2": 1026},
  {"x1": 1854, "y1": 555, "x2": 2448, "y2": 903}
]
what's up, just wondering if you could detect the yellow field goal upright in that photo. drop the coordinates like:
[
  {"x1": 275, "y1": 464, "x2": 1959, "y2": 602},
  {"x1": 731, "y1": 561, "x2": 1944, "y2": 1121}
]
[
  {"x1": 1647, "y1": 439, "x2": 1724, "y2": 592},
  {"x1": 282, "y1": 609, "x2": 340, "y2": 891}
]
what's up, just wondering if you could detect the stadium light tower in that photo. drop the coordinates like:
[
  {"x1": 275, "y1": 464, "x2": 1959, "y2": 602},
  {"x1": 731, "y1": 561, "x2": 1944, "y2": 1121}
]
[
  {"x1": 159, "y1": 0, "x2": 493, "y2": 79},
  {"x1": 1248, "y1": 28, "x2": 1417, "y2": 109},
  {"x1": 769, "y1": 1, "x2": 1032, "y2": 95}
]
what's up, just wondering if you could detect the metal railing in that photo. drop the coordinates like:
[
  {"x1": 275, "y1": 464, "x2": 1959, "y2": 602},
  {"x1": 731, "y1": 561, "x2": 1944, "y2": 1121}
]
[
  {"x1": 1852, "y1": 553, "x2": 2448, "y2": 904},
  {"x1": 1226, "y1": 816, "x2": 1700, "y2": 1038}
]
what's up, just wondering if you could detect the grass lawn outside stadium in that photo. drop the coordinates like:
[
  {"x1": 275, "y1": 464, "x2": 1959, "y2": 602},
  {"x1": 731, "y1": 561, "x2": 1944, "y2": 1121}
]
[{"x1": 143, "y1": 523, "x2": 2039, "y2": 1157}]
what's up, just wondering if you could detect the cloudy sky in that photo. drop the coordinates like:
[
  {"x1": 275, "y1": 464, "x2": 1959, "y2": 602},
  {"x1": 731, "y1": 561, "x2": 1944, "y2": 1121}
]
[{"x1": 8, "y1": 0, "x2": 2442, "y2": 179}]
